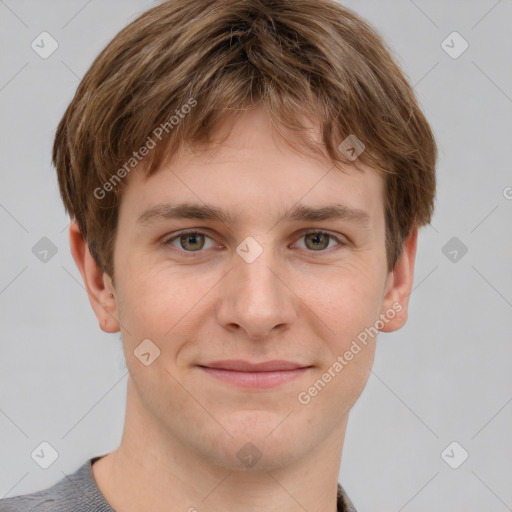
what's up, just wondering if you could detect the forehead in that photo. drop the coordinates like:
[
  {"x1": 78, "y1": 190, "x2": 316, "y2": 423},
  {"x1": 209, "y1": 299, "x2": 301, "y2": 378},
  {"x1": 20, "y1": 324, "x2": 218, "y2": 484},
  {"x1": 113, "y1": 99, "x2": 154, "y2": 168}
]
[{"x1": 119, "y1": 106, "x2": 385, "y2": 229}]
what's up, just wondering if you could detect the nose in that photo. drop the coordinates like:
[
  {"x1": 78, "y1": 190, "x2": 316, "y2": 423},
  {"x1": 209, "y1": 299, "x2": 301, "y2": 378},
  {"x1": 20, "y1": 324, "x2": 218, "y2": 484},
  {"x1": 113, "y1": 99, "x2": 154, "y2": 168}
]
[{"x1": 215, "y1": 242, "x2": 298, "y2": 340}]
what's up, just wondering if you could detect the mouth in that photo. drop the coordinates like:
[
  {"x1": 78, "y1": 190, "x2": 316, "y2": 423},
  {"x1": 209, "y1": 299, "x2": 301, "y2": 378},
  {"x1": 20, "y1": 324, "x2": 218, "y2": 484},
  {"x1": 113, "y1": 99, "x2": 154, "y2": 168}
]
[{"x1": 196, "y1": 360, "x2": 313, "y2": 389}]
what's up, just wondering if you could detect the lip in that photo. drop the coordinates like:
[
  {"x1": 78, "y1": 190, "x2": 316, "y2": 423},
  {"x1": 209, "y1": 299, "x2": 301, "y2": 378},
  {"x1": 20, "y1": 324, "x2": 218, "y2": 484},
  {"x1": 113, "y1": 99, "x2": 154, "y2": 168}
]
[
  {"x1": 200, "y1": 360, "x2": 309, "y2": 372},
  {"x1": 197, "y1": 360, "x2": 312, "y2": 389}
]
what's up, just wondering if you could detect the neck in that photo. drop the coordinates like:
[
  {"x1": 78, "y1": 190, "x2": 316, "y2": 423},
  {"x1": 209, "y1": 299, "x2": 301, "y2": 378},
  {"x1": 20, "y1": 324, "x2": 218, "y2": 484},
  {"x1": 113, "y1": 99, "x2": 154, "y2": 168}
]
[{"x1": 92, "y1": 378, "x2": 347, "y2": 512}]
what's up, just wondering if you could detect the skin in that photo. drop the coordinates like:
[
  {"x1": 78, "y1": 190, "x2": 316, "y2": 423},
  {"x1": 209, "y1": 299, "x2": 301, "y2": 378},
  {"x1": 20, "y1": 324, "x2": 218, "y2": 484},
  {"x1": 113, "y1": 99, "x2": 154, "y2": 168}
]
[{"x1": 70, "y1": 105, "x2": 417, "y2": 512}]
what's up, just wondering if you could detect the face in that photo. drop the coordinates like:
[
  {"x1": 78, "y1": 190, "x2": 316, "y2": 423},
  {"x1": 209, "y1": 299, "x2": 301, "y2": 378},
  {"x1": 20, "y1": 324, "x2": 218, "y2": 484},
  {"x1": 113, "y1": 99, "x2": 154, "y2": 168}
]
[{"x1": 82, "y1": 105, "x2": 413, "y2": 472}]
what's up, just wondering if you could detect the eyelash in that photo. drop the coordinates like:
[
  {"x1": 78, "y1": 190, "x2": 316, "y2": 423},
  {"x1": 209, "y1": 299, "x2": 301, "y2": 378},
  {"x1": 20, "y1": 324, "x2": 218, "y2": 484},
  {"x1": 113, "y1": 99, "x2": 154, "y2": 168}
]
[{"x1": 163, "y1": 229, "x2": 347, "y2": 257}]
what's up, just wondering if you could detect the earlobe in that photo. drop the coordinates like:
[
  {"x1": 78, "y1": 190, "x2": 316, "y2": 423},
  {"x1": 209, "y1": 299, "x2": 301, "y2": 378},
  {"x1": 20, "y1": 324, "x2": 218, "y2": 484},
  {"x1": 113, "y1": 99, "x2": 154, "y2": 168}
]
[
  {"x1": 379, "y1": 228, "x2": 418, "y2": 333},
  {"x1": 69, "y1": 221, "x2": 120, "y2": 333}
]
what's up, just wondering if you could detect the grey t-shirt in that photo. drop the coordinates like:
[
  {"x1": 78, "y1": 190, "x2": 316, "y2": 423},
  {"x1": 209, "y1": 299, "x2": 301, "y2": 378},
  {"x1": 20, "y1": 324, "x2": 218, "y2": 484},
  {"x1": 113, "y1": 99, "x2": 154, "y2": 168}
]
[{"x1": 1, "y1": 455, "x2": 357, "y2": 511}]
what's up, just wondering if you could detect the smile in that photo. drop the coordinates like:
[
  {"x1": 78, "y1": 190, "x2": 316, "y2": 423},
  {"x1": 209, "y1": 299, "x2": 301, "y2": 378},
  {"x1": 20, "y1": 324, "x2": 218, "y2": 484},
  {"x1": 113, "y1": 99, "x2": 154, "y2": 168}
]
[{"x1": 197, "y1": 360, "x2": 312, "y2": 389}]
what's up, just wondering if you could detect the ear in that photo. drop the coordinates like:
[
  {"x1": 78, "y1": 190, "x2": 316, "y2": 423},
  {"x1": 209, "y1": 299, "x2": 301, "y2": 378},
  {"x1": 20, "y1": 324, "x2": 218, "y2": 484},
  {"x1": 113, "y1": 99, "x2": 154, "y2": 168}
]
[
  {"x1": 379, "y1": 227, "x2": 418, "y2": 332},
  {"x1": 69, "y1": 220, "x2": 120, "y2": 333}
]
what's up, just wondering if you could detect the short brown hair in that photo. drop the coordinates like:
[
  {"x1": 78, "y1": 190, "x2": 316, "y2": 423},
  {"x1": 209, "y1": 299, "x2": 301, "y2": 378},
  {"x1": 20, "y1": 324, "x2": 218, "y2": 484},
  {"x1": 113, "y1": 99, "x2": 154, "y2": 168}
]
[{"x1": 53, "y1": 0, "x2": 437, "y2": 278}]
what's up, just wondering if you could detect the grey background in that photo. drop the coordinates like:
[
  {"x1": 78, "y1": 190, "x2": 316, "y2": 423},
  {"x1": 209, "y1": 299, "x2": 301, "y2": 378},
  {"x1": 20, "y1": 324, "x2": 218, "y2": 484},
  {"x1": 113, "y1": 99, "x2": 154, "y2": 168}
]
[{"x1": 0, "y1": 0, "x2": 511, "y2": 510}]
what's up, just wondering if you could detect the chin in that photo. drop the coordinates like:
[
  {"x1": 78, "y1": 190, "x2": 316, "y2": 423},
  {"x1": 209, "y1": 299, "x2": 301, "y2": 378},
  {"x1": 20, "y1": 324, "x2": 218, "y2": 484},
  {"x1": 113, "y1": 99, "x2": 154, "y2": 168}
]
[
  {"x1": 204, "y1": 411, "x2": 310, "y2": 471},
  {"x1": 212, "y1": 439, "x2": 305, "y2": 473}
]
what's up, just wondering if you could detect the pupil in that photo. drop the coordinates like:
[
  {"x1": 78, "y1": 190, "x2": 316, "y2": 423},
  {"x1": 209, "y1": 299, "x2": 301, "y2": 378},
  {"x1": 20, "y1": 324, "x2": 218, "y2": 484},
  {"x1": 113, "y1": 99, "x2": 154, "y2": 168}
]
[
  {"x1": 182, "y1": 233, "x2": 202, "y2": 250},
  {"x1": 307, "y1": 233, "x2": 328, "y2": 250}
]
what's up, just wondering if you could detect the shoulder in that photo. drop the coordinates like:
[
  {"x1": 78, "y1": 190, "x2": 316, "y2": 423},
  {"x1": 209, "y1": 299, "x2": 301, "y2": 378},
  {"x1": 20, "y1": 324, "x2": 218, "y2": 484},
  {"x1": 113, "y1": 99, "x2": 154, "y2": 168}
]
[
  {"x1": 0, "y1": 457, "x2": 113, "y2": 512},
  {"x1": 1, "y1": 488, "x2": 58, "y2": 511}
]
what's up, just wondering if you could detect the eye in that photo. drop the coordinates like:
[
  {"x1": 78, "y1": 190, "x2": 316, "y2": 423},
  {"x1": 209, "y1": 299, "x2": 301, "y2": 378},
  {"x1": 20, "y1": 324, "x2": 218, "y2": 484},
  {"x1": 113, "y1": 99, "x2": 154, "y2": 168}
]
[
  {"x1": 165, "y1": 231, "x2": 218, "y2": 254},
  {"x1": 293, "y1": 230, "x2": 345, "y2": 252},
  {"x1": 163, "y1": 229, "x2": 346, "y2": 257}
]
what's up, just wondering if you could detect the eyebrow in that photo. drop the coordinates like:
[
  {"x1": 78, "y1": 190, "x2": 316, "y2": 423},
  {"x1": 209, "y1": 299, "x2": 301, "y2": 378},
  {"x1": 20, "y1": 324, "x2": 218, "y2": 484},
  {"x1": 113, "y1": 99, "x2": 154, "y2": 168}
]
[{"x1": 136, "y1": 202, "x2": 370, "y2": 227}]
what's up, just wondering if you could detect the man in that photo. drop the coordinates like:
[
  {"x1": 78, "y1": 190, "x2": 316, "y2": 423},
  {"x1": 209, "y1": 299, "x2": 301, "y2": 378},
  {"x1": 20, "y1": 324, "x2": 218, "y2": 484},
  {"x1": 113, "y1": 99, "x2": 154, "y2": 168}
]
[{"x1": 1, "y1": 0, "x2": 436, "y2": 510}]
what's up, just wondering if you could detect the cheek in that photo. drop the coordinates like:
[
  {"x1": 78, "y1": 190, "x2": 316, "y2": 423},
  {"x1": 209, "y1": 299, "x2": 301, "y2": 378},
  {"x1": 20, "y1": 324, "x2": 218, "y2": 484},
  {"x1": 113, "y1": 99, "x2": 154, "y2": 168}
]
[
  {"x1": 114, "y1": 263, "x2": 216, "y2": 348},
  {"x1": 299, "y1": 265, "x2": 381, "y2": 400},
  {"x1": 309, "y1": 263, "x2": 384, "y2": 341},
  {"x1": 297, "y1": 276, "x2": 379, "y2": 419}
]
